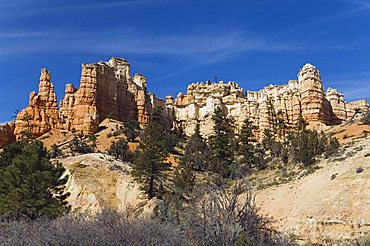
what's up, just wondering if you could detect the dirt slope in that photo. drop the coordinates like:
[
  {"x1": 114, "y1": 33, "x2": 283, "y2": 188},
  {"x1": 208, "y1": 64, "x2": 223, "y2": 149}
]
[{"x1": 256, "y1": 138, "x2": 370, "y2": 244}]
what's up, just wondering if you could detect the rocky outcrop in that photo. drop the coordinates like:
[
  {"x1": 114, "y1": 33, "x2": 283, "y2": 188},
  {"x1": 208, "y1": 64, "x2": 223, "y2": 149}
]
[
  {"x1": 61, "y1": 153, "x2": 159, "y2": 216},
  {"x1": 0, "y1": 122, "x2": 15, "y2": 148},
  {"x1": 2, "y1": 59, "x2": 368, "y2": 146},
  {"x1": 174, "y1": 63, "x2": 370, "y2": 137},
  {"x1": 60, "y1": 58, "x2": 155, "y2": 134},
  {"x1": 14, "y1": 68, "x2": 61, "y2": 140},
  {"x1": 299, "y1": 64, "x2": 327, "y2": 129}
]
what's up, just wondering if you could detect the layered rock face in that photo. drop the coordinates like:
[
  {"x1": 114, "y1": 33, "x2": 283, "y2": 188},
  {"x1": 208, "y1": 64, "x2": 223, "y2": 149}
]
[
  {"x1": 5, "y1": 60, "x2": 369, "y2": 144},
  {"x1": 0, "y1": 122, "x2": 15, "y2": 148},
  {"x1": 174, "y1": 64, "x2": 369, "y2": 137},
  {"x1": 60, "y1": 58, "x2": 155, "y2": 134},
  {"x1": 14, "y1": 69, "x2": 61, "y2": 140},
  {"x1": 11, "y1": 57, "x2": 166, "y2": 140},
  {"x1": 299, "y1": 64, "x2": 327, "y2": 129}
]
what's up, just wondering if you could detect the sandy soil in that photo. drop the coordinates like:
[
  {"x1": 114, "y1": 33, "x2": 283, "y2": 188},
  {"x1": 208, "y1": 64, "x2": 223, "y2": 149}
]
[{"x1": 256, "y1": 137, "x2": 370, "y2": 244}]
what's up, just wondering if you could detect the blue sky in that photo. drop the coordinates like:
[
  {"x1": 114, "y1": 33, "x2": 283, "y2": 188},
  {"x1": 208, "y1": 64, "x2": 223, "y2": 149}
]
[{"x1": 0, "y1": 0, "x2": 370, "y2": 123}]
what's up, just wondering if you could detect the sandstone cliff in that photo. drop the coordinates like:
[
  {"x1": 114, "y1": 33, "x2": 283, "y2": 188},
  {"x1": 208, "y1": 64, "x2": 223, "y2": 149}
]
[
  {"x1": 11, "y1": 57, "x2": 167, "y2": 141},
  {"x1": 3, "y1": 60, "x2": 368, "y2": 145},
  {"x1": 14, "y1": 68, "x2": 61, "y2": 140},
  {"x1": 0, "y1": 122, "x2": 15, "y2": 148},
  {"x1": 60, "y1": 57, "x2": 156, "y2": 134},
  {"x1": 173, "y1": 63, "x2": 370, "y2": 137}
]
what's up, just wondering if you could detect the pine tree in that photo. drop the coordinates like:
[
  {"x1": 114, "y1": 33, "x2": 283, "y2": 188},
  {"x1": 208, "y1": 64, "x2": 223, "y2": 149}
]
[
  {"x1": 172, "y1": 166, "x2": 195, "y2": 198},
  {"x1": 107, "y1": 138, "x2": 132, "y2": 162},
  {"x1": 208, "y1": 107, "x2": 236, "y2": 178},
  {"x1": 180, "y1": 124, "x2": 210, "y2": 171},
  {"x1": 0, "y1": 141, "x2": 69, "y2": 219},
  {"x1": 236, "y1": 118, "x2": 258, "y2": 175},
  {"x1": 132, "y1": 108, "x2": 170, "y2": 199}
]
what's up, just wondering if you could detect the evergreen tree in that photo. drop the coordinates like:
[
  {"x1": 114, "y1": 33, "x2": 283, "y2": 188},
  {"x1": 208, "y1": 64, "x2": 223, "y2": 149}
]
[
  {"x1": 49, "y1": 144, "x2": 62, "y2": 158},
  {"x1": 180, "y1": 124, "x2": 210, "y2": 171},
  {"x1": 69, "y1": 133, "x2": 94, "y2": 154},
  {"x1": 262, "y1": 128, "x2": 282, "y2": 158},
  {"x1": 325, "y1": 137, "x2": 340, "y2": 158},
  {"x1": 0, "y1": 141, "x2": 69, "y2": 219},
  {"x1": 107, "y1": 138, "x2": 132, "y2": 162},
  {"x1": 123, "y1": 119, "x2": 140, "y2": 142},
  {"x1": 132, "y1": 108, "x2": 170, "y2": 199},
  {"x1": 172, "y1": 165, "x2": 195, "y2": 198},
  {"x1": 208, "y1": 107, "x2": 236, "y2": 178},
  {"x1": 317, "y1": 130, "x2": 328, "y2": 155},
  {"x1": 236, "y1": 118, "x2": 258, "y2": 175},
  {"x1": 290, "y1": 117, "x2": 316, "y2": 166}
]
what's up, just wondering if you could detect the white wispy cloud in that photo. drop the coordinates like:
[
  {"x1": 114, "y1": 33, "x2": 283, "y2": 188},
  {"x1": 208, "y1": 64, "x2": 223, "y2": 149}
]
[
  {"x1": 0, "y1": 0, "x2": 180, "y2": 16},
  {"x1": 277, "y1": 0, "x2": 370, "y2": 36}
]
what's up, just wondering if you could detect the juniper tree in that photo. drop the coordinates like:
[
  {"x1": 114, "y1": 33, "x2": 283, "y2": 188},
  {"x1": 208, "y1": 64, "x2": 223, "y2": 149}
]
[
  {"x1": 208, "y1": 107, "x2": 236, "y2": 178},
  {"x1": 0, "y1": 141, "x2": 69, "y2": 219}
]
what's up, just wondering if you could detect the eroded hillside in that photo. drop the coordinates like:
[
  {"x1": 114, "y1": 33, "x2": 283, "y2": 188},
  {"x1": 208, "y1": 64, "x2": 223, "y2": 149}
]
[{"x1": 256, "y1": 132, "x2": 370, "y2": 244}]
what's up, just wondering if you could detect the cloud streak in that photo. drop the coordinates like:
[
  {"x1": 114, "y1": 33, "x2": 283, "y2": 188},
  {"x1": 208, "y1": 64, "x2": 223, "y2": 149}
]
[{"x1": 0, "y1": 0, "x2": 180, "y2": 17}]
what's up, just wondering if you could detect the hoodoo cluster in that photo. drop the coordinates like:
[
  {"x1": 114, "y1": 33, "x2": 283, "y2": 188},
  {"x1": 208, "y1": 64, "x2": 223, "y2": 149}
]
[{"x1": 0, "y1": 58, "x2": 368, "y2": 148}]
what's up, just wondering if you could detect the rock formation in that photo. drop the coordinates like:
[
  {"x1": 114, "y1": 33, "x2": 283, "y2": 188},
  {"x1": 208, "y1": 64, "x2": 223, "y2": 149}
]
[
  {"x1": 11, "y1": 57, "x2": 167, "y2": 140},
  {"x1": 14, "y1": 68, "x2": 61, "y2": 140},
  {"x1": 174, "y1": 63, "x2": 369, "y2": 137},
  {"x1": 2, "y1": 59, "x2": 368, "y2": 146},
  {"x1": 60, "y1": 58, "x2": 156, "y2": 134},
  {"x1": 0, "y1": 122, "x2": 15, "y2": 148}
]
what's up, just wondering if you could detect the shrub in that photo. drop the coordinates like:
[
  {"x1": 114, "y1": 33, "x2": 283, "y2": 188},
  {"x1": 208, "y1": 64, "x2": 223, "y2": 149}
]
[
  {"x1": 107, "y1": 138, "x2": 132, "y2": 162},
  {"x1": 325, "y1": 137, "x2": 340, "y2": 158},
  {"x1": 69, "y1": 135, "x2": 94, "y2": 154},
  {"x1": 158, "y1": 181, "x2": 291, "y2": 246},
  {"x1": 361, "y1": 110, "x2": 370, "y2": 125},
  {"x1": 49, "y1": 143, "x2": 63, "y2": 158},
  {"x1": 0, "y1": 209, "x2": 186, "y2": 246}
]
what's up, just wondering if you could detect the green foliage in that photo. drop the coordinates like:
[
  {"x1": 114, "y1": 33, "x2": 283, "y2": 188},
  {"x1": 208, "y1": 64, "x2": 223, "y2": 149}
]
[
  {"x1": 180, "y1": 125, "x2": 210, "y2": 171},
  {"x1": 87, "y1": 134, "x2": 96, "y2": 142},
  {"x1": 107, "y1": 138, "x2": 132, "y2": 162},
  {"x1": 123, "y1": 119, "x2": 140, "y2": 142},
  {"x1": 0, "y1": 141, "x2": 69, "y2": 219},
  {"x1": 236, "y1": 118, "x2": 261, "y2": 175},
  {"x1": 235, "y1": 234, "x2": 255, "y2": 246},
  {"x1": 325, "y1": 137, "x2": 340, "y2": 158},
  {"x1": 69, "y1": 133, "x2": 95, "y2": 154},
  {"x1": 172, "y1": 165, "x2": 195, "y2": 198},
  {"x1": 49, "y1": 144, "x2": 62, "y2": 158},
  {"x1": 289, "y1": 117, "x2": 330, "y2": 167},
  {"x1": 132, "y1": 115, "x2": 170, "y2": 198},
  {"x1": 361, "y1": 110, "x2": 370, "y2": 125},
  {"x1": 262, "y1": 128, "x2": 282, "y2": 158},
  {"x1": 208, "y1": 107, "x2": 236, "y2": 178},
  {"x1": 151, "y1": 106, "x2": 167, "y2": 128},
  {"x1": 261, "y1": 116, "x2": 334, "y2": 168},
  {"x1": 20, "y1": 113, "x2": 34, "y2": 140}
]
